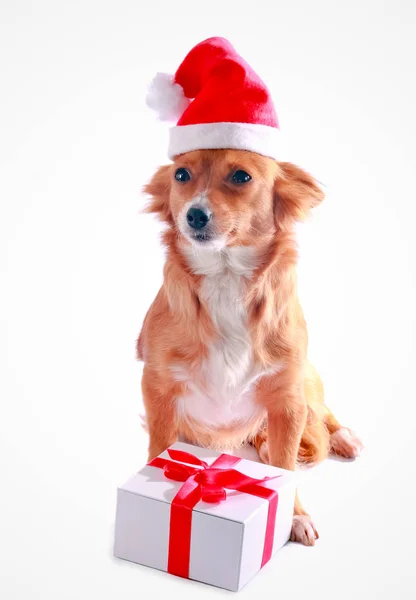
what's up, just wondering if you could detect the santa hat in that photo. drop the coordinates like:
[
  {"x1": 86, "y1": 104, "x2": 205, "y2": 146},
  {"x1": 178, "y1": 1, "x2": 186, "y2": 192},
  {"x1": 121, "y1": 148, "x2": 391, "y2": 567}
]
[{"x1": 146, "y1": 37, "x2": 281, "y2": 160}]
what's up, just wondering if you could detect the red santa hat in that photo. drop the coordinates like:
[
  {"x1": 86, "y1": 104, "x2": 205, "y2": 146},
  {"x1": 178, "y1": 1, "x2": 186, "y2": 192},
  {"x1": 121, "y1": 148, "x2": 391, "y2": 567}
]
[{"x1": 146, "y1": 37, "x2": 281, "y2": 160}]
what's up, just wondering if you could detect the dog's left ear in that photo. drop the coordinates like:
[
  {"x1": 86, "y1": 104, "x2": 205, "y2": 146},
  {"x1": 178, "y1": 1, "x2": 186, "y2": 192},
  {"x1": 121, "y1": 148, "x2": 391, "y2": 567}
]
[
  {"x1": 273, "y1": 162, "x2": 324, "y2": 230},
  {"x1": 143, "y1": 165, "x2": 173, "y2": 224}
]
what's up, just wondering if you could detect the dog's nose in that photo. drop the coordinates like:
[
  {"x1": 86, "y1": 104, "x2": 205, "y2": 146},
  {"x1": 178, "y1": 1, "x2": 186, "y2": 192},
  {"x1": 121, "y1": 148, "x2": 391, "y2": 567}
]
[{"x1": 186, "y1": 207, "x2": 211, "y2": 230}]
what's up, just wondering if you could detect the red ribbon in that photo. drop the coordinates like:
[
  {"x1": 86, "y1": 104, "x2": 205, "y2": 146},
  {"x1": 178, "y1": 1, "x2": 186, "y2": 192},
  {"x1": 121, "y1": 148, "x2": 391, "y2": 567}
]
[{"x1": 148, "y1": 449, "x2": 279, "y2": 579}]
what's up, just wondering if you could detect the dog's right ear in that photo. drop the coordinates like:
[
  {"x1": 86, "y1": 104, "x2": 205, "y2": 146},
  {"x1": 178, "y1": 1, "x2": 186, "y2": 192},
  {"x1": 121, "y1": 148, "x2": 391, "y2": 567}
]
[{"x1": 143, "y1": 165, "x2": 173, "y2": 224}]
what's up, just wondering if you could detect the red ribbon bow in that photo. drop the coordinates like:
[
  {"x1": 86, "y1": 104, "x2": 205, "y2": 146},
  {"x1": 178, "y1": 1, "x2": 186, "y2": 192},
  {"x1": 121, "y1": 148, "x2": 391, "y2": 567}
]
[{"x1": 149, "y1": 448, "x2": 280, "y2": 579}]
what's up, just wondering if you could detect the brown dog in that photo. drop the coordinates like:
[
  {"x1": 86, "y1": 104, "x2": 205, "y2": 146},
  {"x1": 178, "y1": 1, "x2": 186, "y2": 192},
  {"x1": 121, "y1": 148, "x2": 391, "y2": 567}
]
[{"x1": 138, "y1": 149, "x2": 363, "y2": 545}]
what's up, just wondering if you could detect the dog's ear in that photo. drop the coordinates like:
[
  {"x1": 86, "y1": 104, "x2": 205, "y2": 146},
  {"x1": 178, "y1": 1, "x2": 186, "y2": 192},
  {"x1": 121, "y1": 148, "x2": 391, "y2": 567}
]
[
  {"x1": 143, "y1": 165, "x2": 173, "y2": 224},
  {"x1": 273, "y1": 162, "x2": 324, "y2": 230}
]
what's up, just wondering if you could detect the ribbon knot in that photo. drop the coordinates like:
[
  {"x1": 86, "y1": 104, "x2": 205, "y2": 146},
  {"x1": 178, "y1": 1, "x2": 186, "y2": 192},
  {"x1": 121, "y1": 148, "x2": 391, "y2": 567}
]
[{"x1": 160, "y1": 448, "x2": 275, "y2": 503}]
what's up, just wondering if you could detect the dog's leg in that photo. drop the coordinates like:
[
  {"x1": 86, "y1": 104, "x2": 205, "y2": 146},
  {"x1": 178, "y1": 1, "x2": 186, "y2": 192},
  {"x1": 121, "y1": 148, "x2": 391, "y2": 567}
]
[
  {"x1": 258, "y1": 374, "x2": 319, "y2": 546},
  {"x1": 269, "y1": 405, "x2": 319, "y2": 545},
  {"x1": 142, "y1": 366, "x2": 178, "y2": 461}
]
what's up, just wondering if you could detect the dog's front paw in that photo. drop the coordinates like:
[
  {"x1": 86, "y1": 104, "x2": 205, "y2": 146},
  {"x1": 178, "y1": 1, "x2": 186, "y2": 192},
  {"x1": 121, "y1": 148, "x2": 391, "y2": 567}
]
[
  {"x1": 330, "y1": 427, "x2": 363, "y2": 459},
  {"x1": 290, "y1": 515, "x2": 319, "y2": 546}
]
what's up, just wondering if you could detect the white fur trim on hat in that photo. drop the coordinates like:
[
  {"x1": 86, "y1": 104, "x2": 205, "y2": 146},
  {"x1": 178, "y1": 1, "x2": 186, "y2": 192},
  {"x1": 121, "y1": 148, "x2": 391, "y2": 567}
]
[
  {"x1": 146, "y1": 72, "x2": 191, "y2": 122},
  {"x1": 168, "y1": 122, "x2": 281, "y2": 160}
]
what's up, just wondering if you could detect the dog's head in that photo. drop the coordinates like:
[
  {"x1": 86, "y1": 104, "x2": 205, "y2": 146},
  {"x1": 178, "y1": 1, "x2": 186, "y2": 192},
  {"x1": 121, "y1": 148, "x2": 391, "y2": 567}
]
[{"x1": 144, "y1": 150, "x2": 323, "y2": 249}]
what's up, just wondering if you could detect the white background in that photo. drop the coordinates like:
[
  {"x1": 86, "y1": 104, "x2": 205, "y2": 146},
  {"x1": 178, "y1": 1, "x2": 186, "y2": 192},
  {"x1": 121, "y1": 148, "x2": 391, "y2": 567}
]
[{"x1": 1, "y1": 1, "x2": 415, "y2": 598}]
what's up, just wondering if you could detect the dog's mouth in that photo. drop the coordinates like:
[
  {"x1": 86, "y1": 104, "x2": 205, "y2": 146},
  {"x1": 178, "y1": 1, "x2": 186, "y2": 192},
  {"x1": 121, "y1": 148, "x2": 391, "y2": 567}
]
[
  {"x1": 191, "y1": 231, "x2": 213, "y2": 243},
  {"x1": 184, "y1": 228, "x2": 227, "y2": 250}
]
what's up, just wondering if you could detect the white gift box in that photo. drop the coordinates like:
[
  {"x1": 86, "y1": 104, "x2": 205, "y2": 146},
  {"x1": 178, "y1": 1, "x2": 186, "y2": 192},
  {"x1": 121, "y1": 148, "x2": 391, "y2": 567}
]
[{"x1": 114, "y1": 441, "x2": 296, "y2": 591}]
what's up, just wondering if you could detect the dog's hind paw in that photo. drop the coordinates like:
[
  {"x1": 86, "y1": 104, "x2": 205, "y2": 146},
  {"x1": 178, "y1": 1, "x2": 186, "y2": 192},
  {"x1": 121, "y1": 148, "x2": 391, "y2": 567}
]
[{"x1": 330, "y1": 427, "x2": 363, "y2": 459}]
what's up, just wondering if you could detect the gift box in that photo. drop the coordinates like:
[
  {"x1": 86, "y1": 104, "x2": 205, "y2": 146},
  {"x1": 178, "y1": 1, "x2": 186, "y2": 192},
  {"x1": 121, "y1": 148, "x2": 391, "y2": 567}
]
[{"x1": 114, "y1": 442, "x2": 296, "y2": 591}]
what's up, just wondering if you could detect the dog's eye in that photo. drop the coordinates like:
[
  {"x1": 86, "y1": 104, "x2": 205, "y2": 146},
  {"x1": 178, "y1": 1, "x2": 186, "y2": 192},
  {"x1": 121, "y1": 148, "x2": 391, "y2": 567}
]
[
  {"x1": 231, "y1": 170, "x2": 252, "y2": 184},
  {"x1": 174, "y1": 168, "x2": 191, "y2": 182}
]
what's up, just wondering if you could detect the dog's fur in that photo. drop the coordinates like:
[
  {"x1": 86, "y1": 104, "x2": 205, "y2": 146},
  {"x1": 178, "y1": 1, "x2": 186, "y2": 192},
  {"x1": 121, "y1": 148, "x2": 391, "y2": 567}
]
[{"x1": 138, "y1": 149, "x2": 363, "y2": 545}]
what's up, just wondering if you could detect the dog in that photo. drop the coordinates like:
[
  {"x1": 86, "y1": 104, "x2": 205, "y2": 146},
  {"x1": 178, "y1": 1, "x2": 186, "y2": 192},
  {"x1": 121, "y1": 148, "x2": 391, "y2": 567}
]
[{"x1": 137, "y1": 148, "x2": 363, "y2": 546}]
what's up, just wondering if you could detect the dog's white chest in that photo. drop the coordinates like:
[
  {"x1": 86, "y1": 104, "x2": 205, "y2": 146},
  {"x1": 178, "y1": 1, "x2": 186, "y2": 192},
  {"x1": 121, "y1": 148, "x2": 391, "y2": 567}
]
[{"x1": 174, "y1": 246, "x2": 265, "y2": 429}]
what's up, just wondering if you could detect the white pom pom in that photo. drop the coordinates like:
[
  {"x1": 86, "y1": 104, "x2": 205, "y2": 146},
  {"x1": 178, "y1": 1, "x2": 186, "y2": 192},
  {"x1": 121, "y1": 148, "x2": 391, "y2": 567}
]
[{"x1": 146, "y1": 72, "x2": 191, "y2": 122}]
